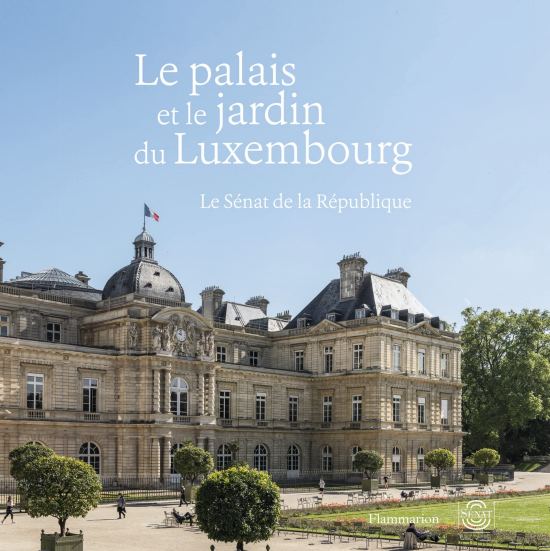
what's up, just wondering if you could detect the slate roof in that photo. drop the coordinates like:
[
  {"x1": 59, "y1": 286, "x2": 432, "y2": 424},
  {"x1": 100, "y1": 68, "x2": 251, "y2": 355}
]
[
  {"x1": 102, "y1": 260, "x2": 185, "y2": 302},
  {"x1": 286, "y1": 273, "x2": 432, "y2": 329},
  {"x1": 7, "y1": 268, "x2": 102, "y2": 301},
  {"x1": 204, "y1": 301, "x2": 288, "y2": 332}
]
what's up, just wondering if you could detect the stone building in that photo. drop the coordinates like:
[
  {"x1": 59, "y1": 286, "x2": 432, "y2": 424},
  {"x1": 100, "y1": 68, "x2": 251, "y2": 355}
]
[{"x1": 0, "y1": 232, "x2": 462, "y2": 484}]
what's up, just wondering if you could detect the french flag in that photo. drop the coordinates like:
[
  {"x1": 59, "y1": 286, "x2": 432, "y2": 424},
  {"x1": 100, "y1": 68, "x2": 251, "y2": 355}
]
[{"x1": 144, "y1": 203, "x2": 159, "y2": 222}]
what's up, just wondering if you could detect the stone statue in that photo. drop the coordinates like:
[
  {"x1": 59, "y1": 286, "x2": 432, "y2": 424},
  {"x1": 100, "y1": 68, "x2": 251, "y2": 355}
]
[
  {"x1": 152, "y1": 326, "x2": 162, "y2": 351},
  {"x1": 128, "y1": 323, "x2": 139, "y2": 349}
]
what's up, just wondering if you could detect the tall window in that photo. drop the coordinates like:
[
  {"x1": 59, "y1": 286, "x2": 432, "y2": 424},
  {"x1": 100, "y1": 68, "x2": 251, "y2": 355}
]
[
  {"x1": 417, "y1": 396, "x2": 426, "y2": 424},
  {"x1": 170, "y1": 377, "x2": 189, "y2": 416},
  {"x1": 323, "y1": 396, "x2": 333, "y2": 423},
  {"x1": 322, "y1": 445, "x2": 333, "y2": 471},
  {"x1": 441, "y1": 353, "x2": 449, "y2": 377},
  {"x1": 256, "y1": 393, "x2": 266, "y2": 421},
  {"x1": 353, "y1": 344, "x2": 363, "y2": 370},
  {"x1": 392, "y1": 344, "x2": 401, "y2": 371},
  {"x1": 352, "y1": 395, "x2": 362, "y2": 422},
  {"x1": 216, "y1": 346, "x2": 227, "y2": 363},
  {"x1": 288, "y1": 396, "x2": 298, "y2": 422},
  {"x1": 83, "y1": 378, "x2": 98, "y2": 413},
  {"x1": 217, "y1": 444, "x2": 233, "y2": 470},
  {"x1": 249, "y1": 350, "x2": 259, "y2": 367},
  {"x1": 287, "y1": 445, "x2": 300, "y2": 472},
  {"x1": 253, "y1": 444, "x2": 268, "y2": 471},
  {"x1": 351, "y1": 445, "x2": 362, "y2": 472},
  {"x1": 417, "y1": 349, "x2": 426, "y2": 374},
  {"x1": 441, "y1": 399, "x2": 449, "y2": 425},
  {"x1": 355, "y1": 308, "x2": 367, "y2": 319},
  {"x1": 79, "y1": 442, "x2": 100, "y2": 474},
  {"x1": 417, "y1": 447, "x2": 425, "y2": 472},
  {"x1": 294, "y1": 350, "x2": 304, "y2": 371},
  {"x1": 392, "y1": 395, "x2": 401, "y2": 422},
  {"x1": 219, "y1": 390, "x2": 231, "y2": 419},
  {"x1": 392, "y1": 446, "x2": 401, "y2": 473},
  {"x1": 0, "y1": 313, "x2": 9, "y2": 336},
  {"x1": 26, "y1": 374, "x2": 44, "y2": 410},
  {"x1": 170, "y1": 443, "x2": 184, "y2": 474},
  {"x1": 46, "y1": 322, "x2": 61, "y2": 343},
  {"x1": 324, "y1": 346, "x2": 333, "y2": 373}
]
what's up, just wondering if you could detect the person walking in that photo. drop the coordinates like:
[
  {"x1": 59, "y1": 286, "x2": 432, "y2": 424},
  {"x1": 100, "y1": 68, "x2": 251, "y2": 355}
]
[
  {"x1": 116, "y1": 494, "x2": 126, "y2": 519},
  {"x1": 383, "y1": 475, "x2": 389, "y2": 489},
  {"x1": 319, "y1": 478, "x2": 325, "y2": 494},
  {"x1": 1, "y1": 496, "x2": 14, "y2": 524},
  {"x1": 179, "y1": 486, "x2": 188, "y2": 507}
]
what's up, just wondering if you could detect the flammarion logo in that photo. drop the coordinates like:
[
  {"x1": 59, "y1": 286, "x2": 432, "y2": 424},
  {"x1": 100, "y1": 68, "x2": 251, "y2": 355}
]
[{"x1": 459, "y1": 500, "x2": 495, "y2": 530}]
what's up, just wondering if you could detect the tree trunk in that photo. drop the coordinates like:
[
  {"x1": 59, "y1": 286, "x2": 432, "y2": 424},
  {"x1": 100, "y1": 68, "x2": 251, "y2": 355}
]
[
  {"x1": 58, "y1": 517, "x2": 66, "y2": 537},
  {"x1": 237, "y1": 540, "x2": 244, "y2": 551}
]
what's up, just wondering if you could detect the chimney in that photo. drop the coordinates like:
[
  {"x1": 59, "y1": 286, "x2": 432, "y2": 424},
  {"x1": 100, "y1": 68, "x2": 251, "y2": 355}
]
[
  {"x1": 246, "y1": 296, "x2": 269, "y2": 315},
  {"x1": 0, "y1": 242, "x2": 4, "y2": 283},
  {"x1": 385, "y1": 267, "x2": 411, "y2": 288},
  {"x1": 338, "y1": 253, "x2": 367, "y2": 300},
  {"x1": 276, "y1": 310, "x2": 292, "y2": 321},
  {"x1": 201, "y1": 286, "x2": 225, "y2": 320},
  {"x1": 75, "y1": 271, "x2": 91, "y2": 286}
]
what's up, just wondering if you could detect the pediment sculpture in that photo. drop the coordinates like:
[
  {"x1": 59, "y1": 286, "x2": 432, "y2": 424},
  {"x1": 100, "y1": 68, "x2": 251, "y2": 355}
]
[{"x1": 151, "y1": 309, "x2": 214, "y2": 360}]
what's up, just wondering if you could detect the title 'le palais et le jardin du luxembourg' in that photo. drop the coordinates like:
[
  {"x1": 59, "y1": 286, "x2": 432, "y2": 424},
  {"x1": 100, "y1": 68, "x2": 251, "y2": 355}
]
[{"x1": 0, "y1": 229, "x2": 462, "y2": 484}]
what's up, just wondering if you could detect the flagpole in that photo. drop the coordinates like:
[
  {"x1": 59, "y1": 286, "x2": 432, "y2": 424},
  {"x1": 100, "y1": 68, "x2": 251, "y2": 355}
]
[{"x1": 143, "y1": 205, "x2": 146, "y2": 232}]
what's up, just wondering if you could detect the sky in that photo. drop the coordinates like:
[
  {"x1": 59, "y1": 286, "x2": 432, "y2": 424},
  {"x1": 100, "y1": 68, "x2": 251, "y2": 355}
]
[{"x1": 1, "y1": 1, "x2": 549, "y2": 326}]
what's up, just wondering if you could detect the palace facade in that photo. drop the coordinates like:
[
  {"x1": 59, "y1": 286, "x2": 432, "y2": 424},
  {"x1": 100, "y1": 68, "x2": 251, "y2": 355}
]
[{"x1": 0, "y1": 230, "x2": 462, "y2": 483}]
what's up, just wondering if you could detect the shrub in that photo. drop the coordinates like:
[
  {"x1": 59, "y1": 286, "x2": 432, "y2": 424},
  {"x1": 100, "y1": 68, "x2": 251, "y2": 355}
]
[
  {"x1": 353, "y1": 450, "x2": 384, "y2": 479},
  {"x1": 425, "y1": 449, "x2": 456, "y2": 476},
  {"x1": 173, "y1": 442, "x2": 214, "y2": 485}
]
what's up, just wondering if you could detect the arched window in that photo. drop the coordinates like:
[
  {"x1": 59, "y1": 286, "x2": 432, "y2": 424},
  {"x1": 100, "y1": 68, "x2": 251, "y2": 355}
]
[
  {"x1": 351, "y1": 445, "x2": 362, "y2": 472},
  {"x1": 417, "y1": 447, "x2": 425, "y2": 472},
  {"x1": 79, "y1": 442, "x2": 100, "y2": 474},
  {"x1": 287, "y1": 445, "x2": 300, "y2": 472},
  {"x1": 217, "y1": 444, "x2": 233, "y2": 470},
  {"x1": 322, "y1": 445, "x2": 333, "y2": 472},
  {"x1": 171, "y1": 443, "x2": 184, "y2": 474},
  {"x1": 170, "y1": 378, "x2": 189, "y2": 416},
  {"x1": 392, "y1": 446, "x2": 401, "y2": 473},
  {"x1": 253, "y1": 444, "x2": 268, "y2": 471}
]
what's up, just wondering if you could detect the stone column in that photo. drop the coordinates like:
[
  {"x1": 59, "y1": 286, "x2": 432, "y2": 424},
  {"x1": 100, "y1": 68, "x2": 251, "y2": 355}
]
[
  {"x1": 116, "y1": 435, "x2": 123, "y2": 479},
  {"x1": 152, "y1": 369, "x2": 161, "y2": 413},
  {"x1": 161, "y1": 436, "x2": 172, "y2": 480},
  {"x1": 208, "y1": 371, "x2": 216, "y2": 416},
  {"x1": 198, "y1": 372, "x2": 205, "y2": 416},
  {"x1": 151, "y1": 437, "x2": 161, "y2": 479},
  {"x1": 163, "y1": 368, "x2": 171, "y2": 414}
]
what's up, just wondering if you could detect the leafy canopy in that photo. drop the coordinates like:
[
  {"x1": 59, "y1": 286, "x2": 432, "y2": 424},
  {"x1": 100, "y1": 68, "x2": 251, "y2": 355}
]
[
  {"x1": 424, "y1": 448, "x2": 456, "y2": 475},
  {"x1": 352, "y1": 450, "x2": 384, "y2": 479},
  {"x1": 19, "y1": 454, "x2": 101, "y2": 536},
  {"x1": 195, "y1": 465, "x2": 280, "y2": 546},
  {"x1": 9, "y1": 442, "x2": 54, "y2": 481},
  {"x1": 469, "y1": 448, "x2": 500, "y2": 472},
  {"x1": 173, "y1": 442, "x2": 214, "y2": 484},
  {"x1": 461, "y1": 307, "x2": 550, "y2": 459}
]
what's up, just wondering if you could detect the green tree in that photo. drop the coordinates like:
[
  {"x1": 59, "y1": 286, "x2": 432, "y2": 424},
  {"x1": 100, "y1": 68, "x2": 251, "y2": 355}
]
[
  {"x1": 19, "y1": 454, "x2": 101, "y2": 536},
  {"x1": 173, "y1": 442, "x2": 214, "y2": 485},
  {"x1": 461, "y1": 308, "x2": 550, "y2": 460},
  {"x1": 352, "y1": 450, "x2": 384, "y2": 479},
  {"x1": 469, "y1": 448, "x2": 500, "y2": 473},
  {"x1": 9, "y1": 442, "x2": 54, "y2": 481},
  {"x1": 195, "y1": 465, "x2": 280, "y2": 551},
  {"x1": 425, "y1": 448, "x2": 456, "y2": 476}
]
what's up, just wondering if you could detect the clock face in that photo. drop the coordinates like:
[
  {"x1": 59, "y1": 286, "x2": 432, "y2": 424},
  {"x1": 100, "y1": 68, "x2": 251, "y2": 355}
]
[{"x1": 175, "y1": 328, "x2": 187, "y2": 342}]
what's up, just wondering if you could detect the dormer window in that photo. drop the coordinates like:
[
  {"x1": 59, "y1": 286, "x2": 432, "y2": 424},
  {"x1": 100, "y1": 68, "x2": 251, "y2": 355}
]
[
  {"x1": 154, "y1": 271, "x2": 161, "y2": 276},
  {"x1": 144, "y1": 282, "x2": 152, "y2": 288},
  {"x1": 166, "y1": 287, "x2": 174, "y2": 292},
  {"x1": 326, "y1": 313, "x2": 336, "y2": 322},
  {"x1": 408, "y1": 314, "x2": 416, "y2": 325},
  {"x1": 355, "y1": 308, "x2": 367, "y2": 319},
  {"x1": 297, "y1": 318, "x2": 309, "y2": 328},
  {"x1": 391, "y1": 309, "x2": 399, "y2": 320}
]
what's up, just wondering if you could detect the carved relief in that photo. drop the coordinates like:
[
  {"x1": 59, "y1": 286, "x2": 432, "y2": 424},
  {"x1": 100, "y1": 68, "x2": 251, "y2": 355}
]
[{"x1": 151, "y1": 311, "x2": 214, "y2": 360}]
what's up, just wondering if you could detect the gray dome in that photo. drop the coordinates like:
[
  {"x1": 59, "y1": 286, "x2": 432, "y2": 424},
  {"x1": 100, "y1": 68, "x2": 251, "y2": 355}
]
[
  {"x1": 102, "y1": 261, "x2": 185, "y2": 302},
  {"x1": 102, "y1": 229, "x2": 184, "y2": 302},
  {"x1": 8, "y1": 268, "x2": 102, "y2": 301}
]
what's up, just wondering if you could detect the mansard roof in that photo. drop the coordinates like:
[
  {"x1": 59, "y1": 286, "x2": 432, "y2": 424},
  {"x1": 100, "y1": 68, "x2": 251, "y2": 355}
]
[{"x1": 286, "y1": 272, "x2": 433, "y2": 329}]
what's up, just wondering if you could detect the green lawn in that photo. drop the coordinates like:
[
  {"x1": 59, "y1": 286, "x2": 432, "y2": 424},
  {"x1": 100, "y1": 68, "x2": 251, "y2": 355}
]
[{"x1": 307, "y1": 494, "x2": 550, "y2": 534}]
